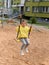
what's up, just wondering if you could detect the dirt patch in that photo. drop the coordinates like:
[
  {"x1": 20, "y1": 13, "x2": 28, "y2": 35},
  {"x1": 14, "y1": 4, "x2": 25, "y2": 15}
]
[{"x1": 0, "y1": 24, "x2": 49, "y2": 65}]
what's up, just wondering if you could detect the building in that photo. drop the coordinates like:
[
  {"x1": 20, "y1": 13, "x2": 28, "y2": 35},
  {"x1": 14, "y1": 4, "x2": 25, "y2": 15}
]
[
  {"x1": 0, "y1": 0, "x2": 12, "y2": 15},
  {"x1": 0, "y1": 0, "x2": 3, "y2": 7},
  {"x1": 19, "y1": 0, "x2": 25, "y2": 14},
  {"x1": 4, "y1": 0, "x2": 11, "y2": 8},
  {"x1": 12, "y1": 0, "x2": 20, "y2": 5},
  {"x1": 24, "y1": 0, "x2": 49, "y2": 18},
  {"x1": 0, "y1": 0, "x2": 25, "y2": 16},
  {"x1": 12, "y1": 0, "x2": 25, "y2": 14}
]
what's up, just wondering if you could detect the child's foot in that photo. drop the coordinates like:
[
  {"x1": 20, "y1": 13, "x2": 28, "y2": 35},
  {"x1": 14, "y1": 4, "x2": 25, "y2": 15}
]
[
  {"x1": 20, "y1": 50, "x2": 24, "y2": 55},
  {"x1": 25, "y1": 48, "x2": 29, "y2": 53}
]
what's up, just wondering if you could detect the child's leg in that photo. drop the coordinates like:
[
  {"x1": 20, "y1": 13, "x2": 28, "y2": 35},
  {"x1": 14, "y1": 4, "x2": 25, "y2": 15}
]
[
  {"x1": 20, "y1": 38, "x2": 27, "y2": 55},
  {"x1": 24, "y1": 38, "x2": 30, "y2": 52},
  {"x1": 21, "y1": 43, "x2": 25, "y2": 50},
  {"x1": 20, "y1": 39, "x2": 26, "y2": 50},
  {"x1": 25, "y1": 38, "x2": 30, "y2": 48}
]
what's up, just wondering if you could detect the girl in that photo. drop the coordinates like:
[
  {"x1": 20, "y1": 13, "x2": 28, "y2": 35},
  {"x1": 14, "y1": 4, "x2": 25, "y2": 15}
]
[{"x1": 16, "y1": 19, "x2": 32, "y2": 55}]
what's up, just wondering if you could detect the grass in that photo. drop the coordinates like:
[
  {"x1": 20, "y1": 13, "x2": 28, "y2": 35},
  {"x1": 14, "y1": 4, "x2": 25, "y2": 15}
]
[
  {"x1": 34, "y1": 22, "x2": 49, "y2": 29},
  {"x1": 28, "y1": 19, "x2": 49, "y2": 29}
]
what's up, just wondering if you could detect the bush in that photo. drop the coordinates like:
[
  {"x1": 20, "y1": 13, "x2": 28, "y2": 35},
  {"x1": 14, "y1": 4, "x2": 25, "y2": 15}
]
[{"x1": 28, "y1": 17, "x2": 37, "y2": 24}]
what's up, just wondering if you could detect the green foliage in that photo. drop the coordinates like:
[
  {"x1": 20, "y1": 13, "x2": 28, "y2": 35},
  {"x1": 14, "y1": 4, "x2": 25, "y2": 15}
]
[{"x1": 28, "y1": 17, "x2": 37, "y2": 24}]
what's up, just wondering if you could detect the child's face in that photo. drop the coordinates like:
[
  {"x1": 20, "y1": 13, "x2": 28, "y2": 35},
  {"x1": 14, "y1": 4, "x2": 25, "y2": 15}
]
[{"x1": 21, "y1": 21, "x2": 27, "y2": 27}]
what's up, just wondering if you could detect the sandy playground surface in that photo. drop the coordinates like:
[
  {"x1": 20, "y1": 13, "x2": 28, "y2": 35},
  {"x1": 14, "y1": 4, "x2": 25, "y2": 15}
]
[{"x1": 0, "y1": 24, "x2": 49, "y2": 65}]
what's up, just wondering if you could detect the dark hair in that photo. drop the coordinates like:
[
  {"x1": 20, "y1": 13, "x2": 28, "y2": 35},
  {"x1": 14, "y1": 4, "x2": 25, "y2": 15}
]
[{"x1": 20, "y1": 19, "x2": 25, "y2": 24}]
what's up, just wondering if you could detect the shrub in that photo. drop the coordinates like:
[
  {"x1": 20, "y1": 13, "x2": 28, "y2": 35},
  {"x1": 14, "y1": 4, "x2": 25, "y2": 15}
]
[{"x1": 28, "y1": 17, "x2": 37, "y2": 24}]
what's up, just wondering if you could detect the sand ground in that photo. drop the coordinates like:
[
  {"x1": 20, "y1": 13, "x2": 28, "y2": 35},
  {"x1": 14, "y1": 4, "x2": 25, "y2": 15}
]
[{"x1": 0, "y1": 24, "x2": 49, "y2": 65}]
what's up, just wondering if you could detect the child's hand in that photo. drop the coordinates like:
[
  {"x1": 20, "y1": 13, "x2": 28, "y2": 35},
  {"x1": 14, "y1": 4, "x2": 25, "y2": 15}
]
[
  {"x1": 15, "y1": 37, "x2": 20, "y2": 42},
  {"x1": 16, "y1": 39, "x2": 20, "y2": 42}
]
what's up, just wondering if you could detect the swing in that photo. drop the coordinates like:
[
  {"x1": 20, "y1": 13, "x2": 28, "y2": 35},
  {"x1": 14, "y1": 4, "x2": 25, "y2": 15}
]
[{"x1": 16, "y1": 25, "x2": 20, "y2": 42}]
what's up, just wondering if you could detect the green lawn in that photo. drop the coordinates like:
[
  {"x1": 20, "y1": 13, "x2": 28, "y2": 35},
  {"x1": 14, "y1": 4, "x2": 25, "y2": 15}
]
[
  {"x1": 34, "y1": 22, "x2": 49, "y2": 29},
  {"x1": 28, "y1": 19, "x2": 49, "y2": 29}
]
